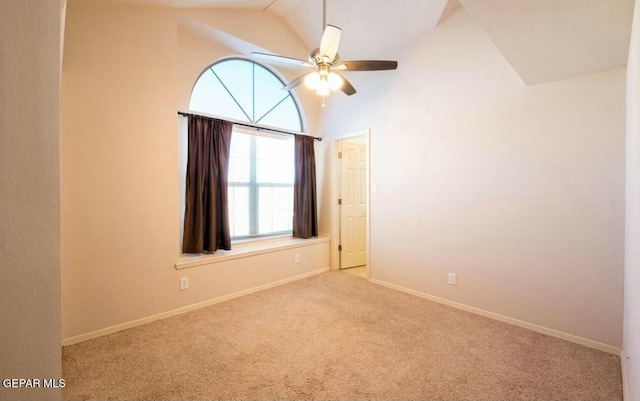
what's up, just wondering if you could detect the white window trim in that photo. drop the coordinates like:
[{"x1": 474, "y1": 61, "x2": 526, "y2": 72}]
[{"x1": 175, "y1": 233, "x2": 330, "y2": 270}]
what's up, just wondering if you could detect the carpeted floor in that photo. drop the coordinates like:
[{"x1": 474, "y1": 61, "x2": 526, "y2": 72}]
[{"x1": 62, "y1": 271, "x2": 622, "y2": 400}]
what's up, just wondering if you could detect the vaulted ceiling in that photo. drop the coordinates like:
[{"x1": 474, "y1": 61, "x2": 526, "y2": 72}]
[
  {"x1": 459, "y1": 0, "x2": 635, "y2": 85},
  {"x1": 75, "y1": 0, "x2": 635, "y2": 85}
]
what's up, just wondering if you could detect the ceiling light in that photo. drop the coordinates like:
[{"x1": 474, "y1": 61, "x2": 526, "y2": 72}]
[
  {"x1": 327, "y1": 72, "x2": 343, "y2": 91},
  {"x1": 304, "y1": 72, "x2": 320, "y2": 90},
  {"x1": 304, "y1": 71, "x2": 336, "y2": 97},
  {"x1": 315, "y1": 76, "x2": 330, "y2": 96}
]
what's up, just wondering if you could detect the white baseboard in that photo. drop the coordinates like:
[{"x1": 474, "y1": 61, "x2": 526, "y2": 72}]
[
  {"x1": 62, "y1": 267, "x2": 330, "y2": 346},
  {"x1": 621, "y1": 349, "x2": 629, "y2": 401},
  {"x1": 370, "y1": 278, "x2": 621, "y2": 355}
]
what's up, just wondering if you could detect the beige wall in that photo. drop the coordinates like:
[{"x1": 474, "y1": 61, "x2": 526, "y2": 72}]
[
  {"x1": 61, "y1": 2, "x2": 329, "y2": 341},
  {"x1": 624, "y1": 0, "x2": 640, "y2": 398},
  {"x1": 0, "y1": 1, "x2": 62, "y2": 400},
  {"x1": 323, "y1": 7, "x2": 625, "y2": 348}
]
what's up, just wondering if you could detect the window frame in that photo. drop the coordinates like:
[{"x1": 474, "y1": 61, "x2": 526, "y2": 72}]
[
  {"x1": 188, "y1": 56, "x2": 307, "y2": 135},
  {"x1": 227, "y1": 127, "x2": 295, "y2": 241}
]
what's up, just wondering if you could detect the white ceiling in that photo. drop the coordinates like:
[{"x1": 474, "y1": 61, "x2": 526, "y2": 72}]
[
  {"x1": 266, "y1": 0, "x2": 449, "y2": 59},
  {"x1": 459, "y1": 0, "x2": 635, "y2": 85},
  {"x1": 76, "y1": 0, "x2": 635, "y2": 85}
]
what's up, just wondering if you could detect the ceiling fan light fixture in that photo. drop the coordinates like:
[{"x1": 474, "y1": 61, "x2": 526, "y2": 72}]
[
  {"x1": 315, "y1": 76, "x2": 331, "y2": 96},
  {"x1": 327, "y1": 72, "x2": 343, "y2": 91},
  {"x1": 304, "y1": 72, "x2": 321, "y2": 90},
  {"x1": 251, "y1": 0, "x2": 398, "y2": 104}
]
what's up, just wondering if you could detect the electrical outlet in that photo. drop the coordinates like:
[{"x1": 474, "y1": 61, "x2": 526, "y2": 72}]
[
  {"x1": 180, "y1": 277, "x2": 189, "y2": 290},
  {"x1": 294, "y1": 254, "x2": 301, "y2": 264},
  {"x1": 448, "y1": 273, "x2": 457, "y2": 285}
]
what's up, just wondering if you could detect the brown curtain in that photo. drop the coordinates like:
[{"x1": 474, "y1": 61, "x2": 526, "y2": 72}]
[
  {"x1": 182, "y1": 115, "x2": 233, "y2": 254},
  {"x1": 293, "y1": 135, "x2": 318, "y2": 239}
]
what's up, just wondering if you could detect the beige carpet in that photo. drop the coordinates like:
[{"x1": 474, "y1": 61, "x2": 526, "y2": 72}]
[{"x1": 62, "y1": 272, "x2": 622, "y2": 400}]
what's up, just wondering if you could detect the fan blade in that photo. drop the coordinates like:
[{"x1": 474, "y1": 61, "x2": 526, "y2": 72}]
[
  {"x1": 340, "y1": 75, "x2": 356, "y2": 96},
  {"x1": 282, "y1": 73, "x2": 311, "y2": 92},
  {"x1": 335, "y1": 60, "x2": 398, "y2": 71},
  {"x1": 319, "y1": 25, "x2": 341, "y2": 62},
  {"x1": 251, "y1": 52, "x2": 314, "y2": 68}
]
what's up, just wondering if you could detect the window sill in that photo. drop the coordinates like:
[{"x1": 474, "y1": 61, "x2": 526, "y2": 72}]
[{"x1": 175, "y1": 234, "x2": 330, "y2": 270}]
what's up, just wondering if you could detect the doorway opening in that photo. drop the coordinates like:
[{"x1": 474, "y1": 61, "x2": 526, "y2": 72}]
[{"x1": 332, "y1": 131, "x2": 370, "y2": 279}]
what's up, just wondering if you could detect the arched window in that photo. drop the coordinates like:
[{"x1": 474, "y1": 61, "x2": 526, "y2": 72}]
[
  {"x1": 189, "y1": 58, "x2": 303, "y2": 132},
  {"x1": 184, "y1": 58, "x2": 304, "y2": 240}
]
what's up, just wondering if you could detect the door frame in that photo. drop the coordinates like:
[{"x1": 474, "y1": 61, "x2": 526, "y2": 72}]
[{"x1": 331, "y1": 129, "x2": 371, "y2": 280}]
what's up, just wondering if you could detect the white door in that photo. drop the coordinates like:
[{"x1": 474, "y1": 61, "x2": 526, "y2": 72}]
[{"x1": 340, "y1": 140, "x2": 367, "y2": 269}]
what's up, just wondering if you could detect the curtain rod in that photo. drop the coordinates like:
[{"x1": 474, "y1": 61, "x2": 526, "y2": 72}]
[{"x1": 177, "y1": 112, "x2": 322, "y2": 141}]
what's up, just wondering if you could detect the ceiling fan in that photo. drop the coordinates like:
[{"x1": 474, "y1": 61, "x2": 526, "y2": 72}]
[{"x1": 252, "y1": 0, "x2": 398, "y2": 100}]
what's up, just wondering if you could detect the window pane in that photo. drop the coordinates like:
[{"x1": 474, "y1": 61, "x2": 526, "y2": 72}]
[
  {"x1": 228, "y1": 186, "x2": 250, "y2": 237},
  {"x1": 272, "y1": 187, "x2": 293, "y2": 232},
  {"x1": 255, "y1": 95, "x2": 301, "y2": 132},
  {"x1": 254, "y1": 64, "x2": 289, "y2": 123},
  {"x1": 258, "y1": 187, "x2": 273, "y2": 234},
  {"x1": 259, "y1": 186, "x2": 293, "y2": 234},
  {"x1": 211, "y1": 60, "x2": 254, "y2": 121},
  {"x1": 189, "y1": 59, "x2": 303, "y2": 132},
  {"x1": 228, "y1": 132, "x2": 251, "y2": 183},
  {"x1": 189, "y1": 69, "x2": 249, "y2": 122},
  {"x1": 256, "y1": 136, "x2": 294, "y2": 184}
]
